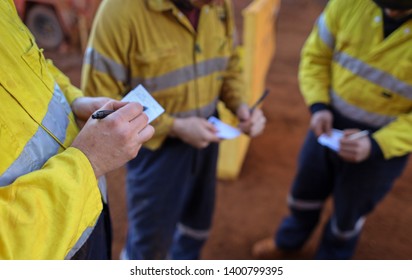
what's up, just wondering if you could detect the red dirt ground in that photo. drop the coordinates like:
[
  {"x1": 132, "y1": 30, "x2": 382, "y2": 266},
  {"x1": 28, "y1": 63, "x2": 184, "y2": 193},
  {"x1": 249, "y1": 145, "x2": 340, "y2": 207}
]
[{"x1": 47, "y1": 0, "x2": 412, "y2": 259}]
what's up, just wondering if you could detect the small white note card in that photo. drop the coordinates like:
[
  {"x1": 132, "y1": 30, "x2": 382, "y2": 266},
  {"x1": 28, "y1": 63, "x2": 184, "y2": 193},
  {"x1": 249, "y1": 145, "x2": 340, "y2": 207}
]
[
  {"x1": 122, "y1": 85, "x2": 165, "y2": 123},
  {"x1": 208, "y1": 116, "x2": 241, "y2": 139},
  {"x1": 317, "y1": 129, "x2": 343, "y2": 152}
]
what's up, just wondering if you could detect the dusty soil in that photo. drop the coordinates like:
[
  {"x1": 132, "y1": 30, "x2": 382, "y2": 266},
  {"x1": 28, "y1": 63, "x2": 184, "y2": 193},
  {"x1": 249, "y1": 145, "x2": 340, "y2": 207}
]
[{"x1": 48, "y1": 0, "x2": 412, "y2": 259}]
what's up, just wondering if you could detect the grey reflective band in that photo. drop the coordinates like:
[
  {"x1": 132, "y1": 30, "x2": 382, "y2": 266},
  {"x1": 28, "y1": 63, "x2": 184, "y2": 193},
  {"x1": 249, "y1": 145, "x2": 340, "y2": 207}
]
[
  {"x1": 287, "y1": 195, "x2": 324, "y2": 210},
  {"x1": 65, "y1": 223, "x2": 96, "y2": 259},
  {"x1": 333, "y1": 51, "x2": 412, "y2": 100},
  {"x1": 331, "y1": 90, "x2": 396, "y2": 128},
  {"x1": 317, "y1": 13, "x2": 335, "y2": 50},
  {"x1": 54, "y1": 84, "x2": 72, "y2": 115},
  {"x1": 98, "y1": 176, "x2": 108, "y2": 204},
  {"x1": 177, "y1": 223, "x2": 209, "y2": 240},
  {"x1": 86, "y1": 48, "x2": 229, "y2": 93},
  {"x1": 331, "y1": 216, "x2": 366, "y2": 240},
  {"x1": 131, "y1": 57, "x2": 229, "y2": 92},
  {"x1": 84, "y1": 47, "x2": 128, "y2": 83},
  {"x1": 0, "y1": 84, "x2": 69, "y2": 186},
  {"x1": 43, "y1": 84, "x2": 71, "y2": 142},
  {"x1": 171, "y1": 98, "x2": 218, "y2": 119},
  {"x1": 0, "y1": 128, "x2": 59, "y2": 186}
]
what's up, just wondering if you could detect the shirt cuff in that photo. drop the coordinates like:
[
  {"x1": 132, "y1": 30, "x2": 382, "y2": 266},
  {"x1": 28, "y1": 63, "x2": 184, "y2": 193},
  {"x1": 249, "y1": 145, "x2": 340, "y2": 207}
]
[
  {"x1": 309, "y1": 103, "x2": 330, "y2": 114},
  {"x1": 369, "y1": 136, "x2": 384, "y2": 160}
]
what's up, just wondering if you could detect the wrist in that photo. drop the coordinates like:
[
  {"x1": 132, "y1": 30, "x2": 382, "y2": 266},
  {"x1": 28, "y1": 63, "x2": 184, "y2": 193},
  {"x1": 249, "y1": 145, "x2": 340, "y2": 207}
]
[
  {"x1": 368, "y1": 136, "x2": 384, "y2": 160},
  {"x1": 169, "y1": 118, "x2": 180, "y2": 138},
  {"x1": 310, "y1": 103, "x2": 330, "y2": 114},
  {"x1": 71, "y1": 143, "x2": 102, "y2": 178}
]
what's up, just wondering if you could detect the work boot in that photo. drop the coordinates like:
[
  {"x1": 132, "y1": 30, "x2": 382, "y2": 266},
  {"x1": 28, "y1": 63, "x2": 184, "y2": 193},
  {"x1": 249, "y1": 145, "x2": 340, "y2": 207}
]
[{"x1": 252, "y1": 237, "x2": 310, "y2": 260}]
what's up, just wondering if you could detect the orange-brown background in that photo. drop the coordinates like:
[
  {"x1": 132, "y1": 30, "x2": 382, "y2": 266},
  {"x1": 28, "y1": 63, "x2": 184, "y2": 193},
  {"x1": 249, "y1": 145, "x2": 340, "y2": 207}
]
[{"x1": 48, "y1": 0, "x2": 412, "y2": 259}]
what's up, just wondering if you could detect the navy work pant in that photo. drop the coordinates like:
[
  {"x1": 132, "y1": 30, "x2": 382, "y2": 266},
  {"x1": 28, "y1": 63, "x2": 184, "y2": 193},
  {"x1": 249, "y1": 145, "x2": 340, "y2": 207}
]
[
  {"x1": 275, "y1": 130, "x2": 408, "y2": 259},
  {"x1": 124, "y1": 138, "x2": 218, "y2": 259}
]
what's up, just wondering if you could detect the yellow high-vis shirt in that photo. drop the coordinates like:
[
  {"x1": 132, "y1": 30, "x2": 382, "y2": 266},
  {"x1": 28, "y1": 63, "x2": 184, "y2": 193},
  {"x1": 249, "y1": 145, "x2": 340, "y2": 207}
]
[
  {"x1": 82, "y1": 0, "x2": 246, "y2": 150},
  {"x1": 0, "y1": 0, "x2": 102, "y2": 259},
  {"x1": 299, "y1": 0, "x2": 412, "y2": 159}
]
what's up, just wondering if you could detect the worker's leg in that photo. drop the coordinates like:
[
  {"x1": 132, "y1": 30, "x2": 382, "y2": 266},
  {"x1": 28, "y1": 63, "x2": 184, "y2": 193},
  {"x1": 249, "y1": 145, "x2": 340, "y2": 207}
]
[
  {"x1": 315, "y1": 154, "x2": 409, "y2": 259},
  {"x1": 276, "y1": 131, "x2": 334, "y2": 250},
  {"x1": 123, "y1": 138, "x2": 202, "y2": 260},
  {"x1": 169, "y1": 142, "x2": 219, "y2": 259}
]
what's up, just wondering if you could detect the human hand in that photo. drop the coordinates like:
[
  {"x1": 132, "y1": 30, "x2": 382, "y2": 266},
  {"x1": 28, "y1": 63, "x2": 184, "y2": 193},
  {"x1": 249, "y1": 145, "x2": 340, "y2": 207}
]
[
  {"x1": 236, "y1": 103, "x2": 266, "y2": 137},
  {"x1": 71, "y1": 97, "x2": 112, "y2": 128},
  {"x1": 310, "y1": 110, "x2": 333, "y2": 137},
  {"x1": 71, "y1": 101, "x2": 154, "y2": 177},
  {"x1": 170, "y1": 116, "x2": 220, "y2": 149},
  {"x1": 338, "y1": 129, "x2": 371, "y2": 163}
]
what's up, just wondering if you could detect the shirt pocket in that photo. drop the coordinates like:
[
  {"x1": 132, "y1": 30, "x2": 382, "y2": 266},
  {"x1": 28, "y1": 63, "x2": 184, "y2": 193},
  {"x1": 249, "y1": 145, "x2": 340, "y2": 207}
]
[
  {"x1": 133, "y1": 44, "x2": 184, "y2": 93},
  {"x1": 21, "y1": 42, "x2": 55, "y2": 92},
  {"x1": 134, "y1": 44, "x2": 179, "y2": 67},
  {"x1": 214, "y1": 35, "x2": 231, "y2": 56}
]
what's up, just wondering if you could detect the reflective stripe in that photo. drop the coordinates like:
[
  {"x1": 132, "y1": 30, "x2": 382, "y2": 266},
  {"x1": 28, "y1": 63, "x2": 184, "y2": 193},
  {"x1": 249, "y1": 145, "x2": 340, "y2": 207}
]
[
  {"x1": 85, "y1": 48, "x2": 229, "y2": 93},
  {"x1": 132, "y1": 57, "x2": 229, "y2": 92},
  {"x1": 98, "y1": 176, "x2": 108, "y2": 204},
  {"x1": 317, "y1": 13, "x2": 335, "y2": 49},
  {"x1": 0, "y1": 128, "x2": 59, "y2": 186},
  {"x1": 177, "y1": 223, "x2": 209, "y2": 240},
  {"x1": 65, "y1": 224, "x2": 96, "y2": 259},
  {"x1": 331, "y1": 90, "x2": 396, "y2": 127},
  {"x1": 84, "y1": 47, "x2": 128, "y2": 83},
  {"x1": 331, "y1": 216, "x2": 366, "y2": 240},
  {"x1": 0, "y1": 84, "x2": 69, "y2": 186},
  {"x1": 53, "y1": 84, "x2": 72, "y2": 116},
  {"x1": 84, "y1": 48, "x2": 228, "y2": 92},
  {"x1": 287, "y1": 195, "x2": 324, "y2": 210},
  {"x1": 171, "y1": 98, "x2": 218, "y2": 119},
  {"x1": 334, "y1": 51, "x2": 412, "y2": 100}
]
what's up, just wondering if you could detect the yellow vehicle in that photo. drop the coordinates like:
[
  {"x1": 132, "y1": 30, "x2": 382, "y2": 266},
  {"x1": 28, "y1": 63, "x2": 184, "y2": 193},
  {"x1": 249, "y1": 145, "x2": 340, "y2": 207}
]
[{"x1": 14, "y1": 0, "x2": 101, "y2": 50}]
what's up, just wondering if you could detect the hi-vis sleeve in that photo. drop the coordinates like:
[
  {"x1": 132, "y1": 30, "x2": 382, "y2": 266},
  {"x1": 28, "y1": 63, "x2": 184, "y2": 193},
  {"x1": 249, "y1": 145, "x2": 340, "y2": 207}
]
[
  {"x1": 298, "y1": 0, "x2": 341, "y2": 107},
  {"x1": 0, "y1": 147, "x2": 102, "y2": 259}
]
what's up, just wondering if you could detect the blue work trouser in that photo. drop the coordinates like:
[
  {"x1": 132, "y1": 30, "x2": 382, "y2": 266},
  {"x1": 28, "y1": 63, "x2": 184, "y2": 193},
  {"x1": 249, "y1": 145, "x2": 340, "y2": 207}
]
[
  {"x1": 275, "y1": 130, "x2": 408, "y2": 259},
  {"x1": 124, "y1": 138, "x2": 218, "y2": 260}
]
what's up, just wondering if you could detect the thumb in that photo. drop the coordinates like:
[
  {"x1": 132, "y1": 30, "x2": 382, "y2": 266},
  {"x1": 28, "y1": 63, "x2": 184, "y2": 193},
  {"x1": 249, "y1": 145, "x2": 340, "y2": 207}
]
[
  {"x1": 343, "y1": 129, "x2": 360, "y2": 137},
  {"x1": 237, "y1": 104, "x2": 251, "y2": 121}
]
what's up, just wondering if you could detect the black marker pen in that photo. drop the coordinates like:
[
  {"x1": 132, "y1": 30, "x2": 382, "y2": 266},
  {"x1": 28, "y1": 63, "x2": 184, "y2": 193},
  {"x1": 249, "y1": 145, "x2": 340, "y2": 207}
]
[{"x1": 92, "y1": 106, "x2": 148, "y2": 119}]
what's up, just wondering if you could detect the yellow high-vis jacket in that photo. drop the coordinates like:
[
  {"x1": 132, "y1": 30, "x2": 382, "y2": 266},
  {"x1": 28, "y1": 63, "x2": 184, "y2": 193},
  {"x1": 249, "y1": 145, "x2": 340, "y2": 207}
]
[
  {"x1": 82, "y1": 0, "x2": 245, "y2": 150},
  {"x1": 299, "y1": 0, "x2": 412, "y2": 159},
  {"x1": 0, "y1": 0, "x2": 102, "y2": 259}
]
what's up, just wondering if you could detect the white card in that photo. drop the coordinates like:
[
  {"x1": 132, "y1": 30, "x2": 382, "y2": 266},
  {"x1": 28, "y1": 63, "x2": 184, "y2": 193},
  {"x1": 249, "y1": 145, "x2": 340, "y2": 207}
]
[
  {"x1": 208, "y1": 116, "x2": 241, "y2": 139},
  {"x1": 121, "y1": 85, "x2": 165, "y2": 123},
  {"x1": 317, "y1": 129, "x2": 343, "y2": 151}
]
